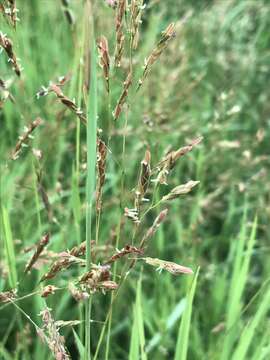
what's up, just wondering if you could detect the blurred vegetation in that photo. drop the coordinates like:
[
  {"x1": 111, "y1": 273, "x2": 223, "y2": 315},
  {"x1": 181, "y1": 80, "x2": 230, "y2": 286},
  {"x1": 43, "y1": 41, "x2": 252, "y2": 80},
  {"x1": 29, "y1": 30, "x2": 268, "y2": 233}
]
[{"x1": 1, "y1": 0, "x2": 270, "y2": 359}]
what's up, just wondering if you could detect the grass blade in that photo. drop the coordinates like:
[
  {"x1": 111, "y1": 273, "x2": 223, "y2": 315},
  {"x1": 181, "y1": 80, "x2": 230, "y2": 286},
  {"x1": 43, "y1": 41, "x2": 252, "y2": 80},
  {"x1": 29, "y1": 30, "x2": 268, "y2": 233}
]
[
  {"x1": 1, "y1": 206, "x2": 17, "y2": 288},
  {"x1": 174, "y1": 267, "x2": 200, "y2": 360}
]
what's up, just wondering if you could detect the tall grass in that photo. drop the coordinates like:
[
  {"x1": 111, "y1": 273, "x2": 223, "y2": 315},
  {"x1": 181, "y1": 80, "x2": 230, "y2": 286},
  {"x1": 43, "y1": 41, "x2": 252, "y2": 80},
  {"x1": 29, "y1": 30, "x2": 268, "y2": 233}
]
[{"x1": 0, "y1": 0, "x2": 270, "y2": 359}]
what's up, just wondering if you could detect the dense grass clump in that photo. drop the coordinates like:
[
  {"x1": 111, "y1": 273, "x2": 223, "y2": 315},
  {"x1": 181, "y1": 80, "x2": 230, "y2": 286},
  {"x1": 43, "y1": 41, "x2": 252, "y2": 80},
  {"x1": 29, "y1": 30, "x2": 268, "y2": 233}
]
[{"x1": 1, "y1": 1, "x2": 270, "y2": 359}]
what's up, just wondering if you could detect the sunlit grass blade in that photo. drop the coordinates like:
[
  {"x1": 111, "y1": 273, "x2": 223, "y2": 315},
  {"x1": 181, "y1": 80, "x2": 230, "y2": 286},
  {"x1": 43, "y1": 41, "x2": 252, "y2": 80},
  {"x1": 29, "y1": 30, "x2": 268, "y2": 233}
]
[{"x1": 174, "y1": 267, "x2": 200, "y2": 360}]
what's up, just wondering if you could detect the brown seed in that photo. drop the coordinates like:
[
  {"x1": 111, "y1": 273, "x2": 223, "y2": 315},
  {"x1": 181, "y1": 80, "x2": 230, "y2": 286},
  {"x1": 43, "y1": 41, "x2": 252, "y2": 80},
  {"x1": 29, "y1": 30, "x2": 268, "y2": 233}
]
[
  {"x1": 24, "y1": 233, "x2": 50, "y2": 274},
  {"x1": 11, "y1": 117, "x2": 43, "y2": 160},
  {"x1": 96, "y1": 139, "x2": 107, "y2": 211},
  {"x1": 104, "y1": 245, "x2": 143, "y2": 265},
  {"x1": 0, "y1": 32, "x2": 21, "y2": 75},
  {"x1": 114, "y1": 0, "x2": 126, "y2": 67},
  {"x1": 138, "y1": 23, "x2": 176, "y2": 90},
  {"x1": 41, "y1": 285, "x2": 58, "y2": 298},
  {"x1": 113, "y1": 72, "x2": 132, "y2": 120},
  {"x1": 97, "y1": 36, "x2": 110, "y2": 93},
  {"x1": 0, "y1": 289, "x2": 17, "y2": 303}
]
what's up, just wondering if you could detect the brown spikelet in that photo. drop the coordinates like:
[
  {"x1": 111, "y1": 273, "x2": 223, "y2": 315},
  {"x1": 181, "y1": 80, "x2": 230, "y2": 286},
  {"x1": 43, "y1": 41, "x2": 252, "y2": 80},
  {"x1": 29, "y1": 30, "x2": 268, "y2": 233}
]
[
  {"x1": 40, "y1": 254, "x2": 85, "y2": 282},
  {"x1": 139, "y1": 208, "x2": 168, "y2": 249},
  {"x1": 114, "y1": 0, "x2": 126, "y2": 67},
  {"x1": 143, "y1": 257, "x2": 193, "y2": 275},
  {"x1": 97, "y1": 36, "x2": 110, "y2": 93},
  {"x1": 37, "y1": 82, "x2": 86, "y2": 124},
  {"x1": 130, "y1": 0, "x2": 144, "y2": 50},
  {"x1": 70, "y1": 241, "x2": 87, "y2": 257},
  {"x1": 159, "y1": 136, "x2": 203, "y2": 171},
  {"x1": 138, "y1": 23, "x2": 176, "y2": 90},
  {"x1": 39, "y1": 307, "x2": 70, "y2": 360},
  {"x1": 113, "y1": 72, "x2": 132, "y2": 120},
  {"x1": 41, "y1": 285, "x2": 58, "y2": 298},
  {"x1": 7, "y1": 0, "x2": 18, "y2": 28},
  {"x1": 68, "y1": 283, "x2": 89, "y2": 302},
  {"x1": 135, "y1": 149, "x2": 151, "y2": 211},
  {"x1": 50, "y1": 84, "x2": 86, "y2": 124},
  {"x1": 11, "y1": 117, "x2": 42, "y2": 160},
  {"x1": 154, "y1": 136, "x2": 203, "y2": 185},
  {"x1": 96, "y1": 139, "x2": 107, "y2": 211},
  {"x1": 104, "y1": 245, "x2": 143, "y2": 265},
  {"x1": 24, "y1": 233, "x2": 50, "y2": 274},
  {"x1": 79, "y1": 265, "x2": 113, "y2": 293},
  {"x1": 0, "y1": 289, "x2": 17, "y2": 303},
  {"x1": 0, "y1": 32, "x2": 21, "y2": 75}
]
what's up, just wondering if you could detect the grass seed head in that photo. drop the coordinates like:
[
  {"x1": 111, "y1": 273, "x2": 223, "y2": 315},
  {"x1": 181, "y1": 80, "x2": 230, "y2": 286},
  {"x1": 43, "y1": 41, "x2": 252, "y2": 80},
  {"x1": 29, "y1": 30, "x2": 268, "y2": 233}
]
[
  {"x1": 144, "y1": 257, "x2": 193, "y2": 275},
  {"x1": 98, "y1": 36, "x2": 110, "y2": 93},
  {"x1": 113, "y1": 72, "x2": 132, "y2": 120},
  {"x1": 24, "y1": 233, "x2": 50, "y2": 274},
  {"x1": 138, "y1": 23, "x2": 176, "y2": 90},
  {"x1": 162, "y1": 180, "x2": 200, "y2": 202},
  {"x1": 0, "y1": 32, "x2": 21, "y2": 75}
]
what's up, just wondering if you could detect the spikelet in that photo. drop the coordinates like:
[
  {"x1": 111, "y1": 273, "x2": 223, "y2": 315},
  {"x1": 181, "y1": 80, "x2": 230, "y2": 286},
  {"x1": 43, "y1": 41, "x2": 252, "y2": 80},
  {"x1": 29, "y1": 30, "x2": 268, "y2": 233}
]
[
  {"x1": 154, "y1": 136, "x2": 203, "y2": 185},
  {"x1": 41, "y1": 285, "x2": 58, "y2": 298},
  {"x1": 39, "y1": 307, "x2": 70, "y2": 360},
  {"x1": 97, "y1": 36, "x2": 110, "y2": 93},
  {"x1": 36, "y1": 81, "x2": 86, "y2": 124},
  {"x1": 79, "y1": 265, "x2": 117, "y2": 293},
  {"x1": 135, "y1": 149, "x2": 151, "y2": 211},
  {"x1": 0, "y1": 32, "x2": 21, "y2": 75},
  {"x1": 68, "y1": 283, "x2": 89, "y2": 302},
  {"x1": 162, "y1": 180, "x2": 200, "y2": 202},
  {"x1": 138, "y1": 23, "x2": 176, "y2": 90},
  {"x1": 114, "y1": 0, "x2": 126, "y2": 67},
  {"x1": 113, "y1": 72, "x2": 132, "y2": 120},
  {"x1": 139, "y1": 209, "x2": 168, "y2": 249},
  {"x1": 0, "y1": 289, "x2": 17, "y2": 303},
  {"x1": 0, "y1": 1, "x2": 19, "y2": 29},
  {"x1": 130, "y1": 0, "x2": 144, "y2": 49},
  {"x1": 12, "y1": 117, "x2": 42, "y2": 160},
  {"x1": 24, "y1": 233, "x2": 50, "y2": 273},
  {"x1": 104, "y1": 245, "x2": 143, "y2": 265},
  {"x1": 143, "y1": 257, "x2": 193, "y2": 275},
  {"x1": 96, "y1": 139, "x2": 107, "y2": 211}
]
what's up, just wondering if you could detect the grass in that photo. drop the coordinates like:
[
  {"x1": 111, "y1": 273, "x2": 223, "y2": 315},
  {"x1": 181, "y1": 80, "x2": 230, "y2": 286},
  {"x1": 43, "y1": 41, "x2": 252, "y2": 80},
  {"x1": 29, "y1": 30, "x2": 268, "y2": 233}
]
[{"x1": 1, "y1": 0, "x2": 270, "y2": 359}]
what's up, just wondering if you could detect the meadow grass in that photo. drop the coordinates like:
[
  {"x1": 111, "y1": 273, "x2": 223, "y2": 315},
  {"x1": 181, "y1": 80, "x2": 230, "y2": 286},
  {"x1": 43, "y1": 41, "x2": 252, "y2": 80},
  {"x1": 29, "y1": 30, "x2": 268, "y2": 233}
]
[{"x1": 1, "y1": 0, "x2": 270, "y2": 359}]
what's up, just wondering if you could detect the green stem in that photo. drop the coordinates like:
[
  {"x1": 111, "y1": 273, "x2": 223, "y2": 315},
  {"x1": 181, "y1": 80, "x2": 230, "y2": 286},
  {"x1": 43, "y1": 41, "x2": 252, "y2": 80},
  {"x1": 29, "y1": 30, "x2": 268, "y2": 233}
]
[{"x1": 85, "y1": 0, "x2": 97, "y2": 358}]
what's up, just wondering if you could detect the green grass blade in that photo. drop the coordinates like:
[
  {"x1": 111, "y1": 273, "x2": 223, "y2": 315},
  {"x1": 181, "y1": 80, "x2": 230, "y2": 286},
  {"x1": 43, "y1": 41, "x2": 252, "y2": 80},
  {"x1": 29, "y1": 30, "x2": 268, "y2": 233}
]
[
  {"x1": 232, "y1": 285, "x2": 270, "y2": 360},
  {"x1": 129, "y1": 305, "x2": 140, "y2": 360},
  {"x1": 85, "y1": 0, "x2": 98, "y2": 358},
  {"x1": 135, "y1": 273, "x2": 147, "y2": 360},
  {"x1": 1, "y1": 206, "x2": 17, "y2": 288},
  {"x1": 174, "y1": 268, "x2": 200, "y2": 360},
  {"x1": 73, "y1": 329, "x2": 85, "y2": 360},
  {"x1": 222, "y1": 215, "x2": 257, "y2": 359}
]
